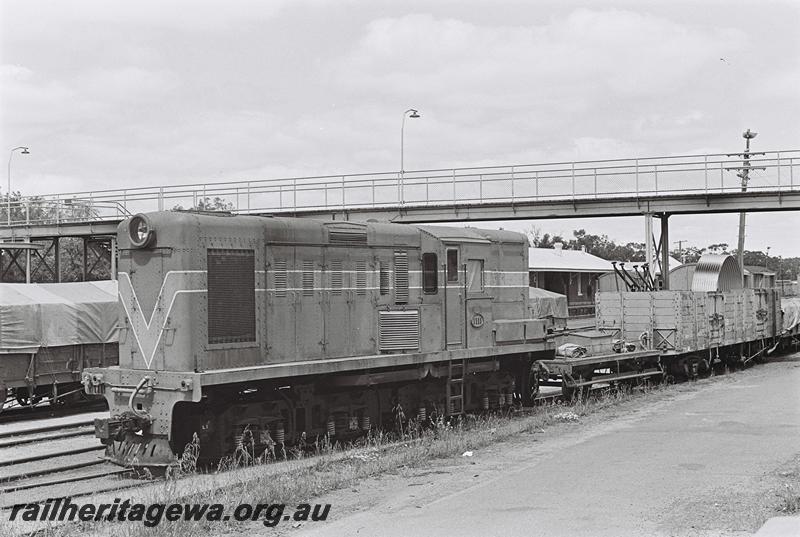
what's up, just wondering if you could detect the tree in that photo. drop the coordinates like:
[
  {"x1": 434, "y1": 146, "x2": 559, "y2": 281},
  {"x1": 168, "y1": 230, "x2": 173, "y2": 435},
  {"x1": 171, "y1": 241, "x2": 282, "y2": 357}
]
[
  {"x1": 173, "y1": 196, "x2": 235, "y2": 212},
  {"x1": 525, "y1": 226, "x2": 564, "y2": 248}
]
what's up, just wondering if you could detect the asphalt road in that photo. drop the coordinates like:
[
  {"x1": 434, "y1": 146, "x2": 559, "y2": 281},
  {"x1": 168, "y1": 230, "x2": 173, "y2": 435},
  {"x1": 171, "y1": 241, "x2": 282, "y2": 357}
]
[{"x1": 295, "y1": 355, "x2": 800, "y2": 537}]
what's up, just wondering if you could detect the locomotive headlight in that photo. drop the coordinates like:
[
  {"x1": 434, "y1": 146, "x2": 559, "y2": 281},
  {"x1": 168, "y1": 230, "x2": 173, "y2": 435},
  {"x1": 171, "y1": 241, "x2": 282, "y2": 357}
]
[{"x1": 129, "y1": 214, "x2": 156, "y2": 248}]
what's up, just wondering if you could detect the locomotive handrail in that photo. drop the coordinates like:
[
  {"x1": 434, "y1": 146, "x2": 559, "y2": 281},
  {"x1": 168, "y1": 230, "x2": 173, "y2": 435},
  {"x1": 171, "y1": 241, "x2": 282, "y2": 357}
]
[{"x1": 2, "y1": 149, "x2": 797, "y2": 228}]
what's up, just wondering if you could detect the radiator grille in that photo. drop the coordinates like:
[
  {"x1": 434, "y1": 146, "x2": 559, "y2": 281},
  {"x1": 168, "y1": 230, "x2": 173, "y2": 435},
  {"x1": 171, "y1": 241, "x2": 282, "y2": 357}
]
[
  {"x1": 331, "y1": 260, "x2": 343, "y2": 295},
  {"x1": 329, "y1": 229, "x2": 368, "y2": 245},
  {"x1": 356, "y1": 260, "x2": 367, "y2": 295},
  {"x1": 379, "y1": 310, "x2": 420, "y2": 351},
  {"x1": 273, "y1": 260, "x2": 287, "y2": 297},
  {"x1": 394, "y1": 251, "x2": 409, "y2": 304},
  {"x1": 302, "y1": 261, "x2": 314, "y2": 296},
  {"x1": 379, "y1": 262, "x2": 390, "y2": 295},
  {"x1": 207, "y1": 249, "x2": 256, "y2": 344}
]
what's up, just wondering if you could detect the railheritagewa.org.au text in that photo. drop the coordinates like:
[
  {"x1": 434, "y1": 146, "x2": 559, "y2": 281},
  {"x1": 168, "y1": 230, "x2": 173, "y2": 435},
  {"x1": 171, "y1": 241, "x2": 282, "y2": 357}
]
[{"x1": 9, "y1": 497, "x2": 331, "y2": 527}]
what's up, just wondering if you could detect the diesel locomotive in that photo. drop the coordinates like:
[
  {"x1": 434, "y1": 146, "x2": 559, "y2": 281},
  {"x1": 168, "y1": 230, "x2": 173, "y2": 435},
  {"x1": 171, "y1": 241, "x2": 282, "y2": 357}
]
[{"x1": 84, "y1": 211, "x2": 553, "y2": 468}]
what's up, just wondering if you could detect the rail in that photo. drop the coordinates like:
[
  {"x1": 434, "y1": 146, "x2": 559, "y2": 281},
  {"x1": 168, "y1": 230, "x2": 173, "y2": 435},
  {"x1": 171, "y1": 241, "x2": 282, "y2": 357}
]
[{"x1": 1, "y1": 149, "x2": 797, "y2": 228}]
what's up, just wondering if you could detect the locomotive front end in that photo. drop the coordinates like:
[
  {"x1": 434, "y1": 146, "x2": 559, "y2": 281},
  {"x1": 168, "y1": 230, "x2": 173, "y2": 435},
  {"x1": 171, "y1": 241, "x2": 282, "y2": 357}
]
[{"x1": 84, "y1": 211, "x2": 210, "y2": 469}]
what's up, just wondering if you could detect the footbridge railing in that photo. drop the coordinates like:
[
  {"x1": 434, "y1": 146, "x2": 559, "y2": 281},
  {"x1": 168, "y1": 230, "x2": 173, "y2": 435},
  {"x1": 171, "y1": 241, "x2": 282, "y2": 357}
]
[{"x1": 2, "y1": 149, "x2": 797, "y2": 228}]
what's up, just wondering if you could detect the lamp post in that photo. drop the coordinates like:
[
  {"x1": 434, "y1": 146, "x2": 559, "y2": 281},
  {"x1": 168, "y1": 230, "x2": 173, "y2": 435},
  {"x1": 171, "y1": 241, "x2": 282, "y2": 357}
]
[
  {"x1": 399, "y1": 109, "x2": 420, "y2": 204},
  {"x1": 765, "y1": 246, "x2": 770, "y2": 270},
  {"x1": 400, "y1": 108, "x2": 420, "y2": 175},
  {"x1": 7, "y1": 146, "x2": 30, "y2": 226}
]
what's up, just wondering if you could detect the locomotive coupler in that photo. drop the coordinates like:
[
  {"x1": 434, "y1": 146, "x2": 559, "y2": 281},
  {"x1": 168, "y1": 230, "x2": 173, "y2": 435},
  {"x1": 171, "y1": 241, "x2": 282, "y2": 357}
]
[{"x1": 95, "y1": 411, "x2": 152, "y2": 443}]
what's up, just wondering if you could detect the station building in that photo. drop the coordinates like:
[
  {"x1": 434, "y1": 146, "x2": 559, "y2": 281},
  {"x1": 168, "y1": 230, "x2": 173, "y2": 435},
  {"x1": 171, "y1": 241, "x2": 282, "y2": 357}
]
[{"x1": 528, "y1": 243, "x2": 613, "y2": 317}]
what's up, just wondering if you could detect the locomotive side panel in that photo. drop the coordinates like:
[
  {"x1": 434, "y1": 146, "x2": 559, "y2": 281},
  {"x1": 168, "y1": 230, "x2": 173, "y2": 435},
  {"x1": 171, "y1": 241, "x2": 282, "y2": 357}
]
[
  {"x1": 490, "y1": 241, "x2": 529, "y2": 323},
  {"x1": 417, "y1": 232, "x2": 445, "y2": 353},
  {"x1": 265, "y1": 243, "x2": 296, "y2": 363}
]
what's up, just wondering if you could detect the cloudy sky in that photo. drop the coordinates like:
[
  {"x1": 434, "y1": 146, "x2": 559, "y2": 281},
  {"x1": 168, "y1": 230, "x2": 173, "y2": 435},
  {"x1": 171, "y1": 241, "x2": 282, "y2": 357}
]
[{"x1": 1, "y1": 0, "x2": 798, "y2": 255}]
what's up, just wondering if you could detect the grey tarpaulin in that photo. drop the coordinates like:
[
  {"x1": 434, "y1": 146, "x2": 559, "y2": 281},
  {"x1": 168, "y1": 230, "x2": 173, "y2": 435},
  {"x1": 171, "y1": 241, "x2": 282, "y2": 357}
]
[
  {"x1": 0, "y1": 281, "x2": 118, "y2": 353},
  {"x1": 782, "y1": 297, "x2": 800, "y2": 334},
  {"x1": 528, "y1": 287, "x2": 569, "y2": 319}
]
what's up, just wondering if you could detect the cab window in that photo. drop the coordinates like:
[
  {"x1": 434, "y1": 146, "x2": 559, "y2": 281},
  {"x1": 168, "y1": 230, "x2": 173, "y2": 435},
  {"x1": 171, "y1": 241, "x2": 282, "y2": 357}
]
[
  {"x1": 422, "y1": 253, "x2": 438, "y2": 294},
  {"x1": 446, "y1": 249, "x2": 459, "y2": 282},
  {"x1": 466, "y1": 259, "x2": 484, "y2": 293}
]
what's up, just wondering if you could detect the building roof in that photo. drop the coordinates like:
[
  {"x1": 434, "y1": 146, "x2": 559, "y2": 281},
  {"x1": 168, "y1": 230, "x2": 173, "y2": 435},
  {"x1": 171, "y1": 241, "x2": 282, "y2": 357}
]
[
  {"x1": 529, "y1": 247, "x2": 614, "y2": 273},
  {"x1": 743, "y1": 265, "x2": 776, "y2": 276}
]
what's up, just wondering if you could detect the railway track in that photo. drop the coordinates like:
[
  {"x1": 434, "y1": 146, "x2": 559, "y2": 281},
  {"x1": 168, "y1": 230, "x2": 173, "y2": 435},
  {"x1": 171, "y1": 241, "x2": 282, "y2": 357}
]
[
  {"x1": 0, "y1": 430, "x2": 139, "y2": 510},
  {"x1": 0, "y1": 413, "x2": 142, "y2": 510},
  {"x1": 0, "y1": 399, "x2": 107, "y2": 425},
  {"x1": 0, "y1": 387, "x2": 595, "y2": 510}
]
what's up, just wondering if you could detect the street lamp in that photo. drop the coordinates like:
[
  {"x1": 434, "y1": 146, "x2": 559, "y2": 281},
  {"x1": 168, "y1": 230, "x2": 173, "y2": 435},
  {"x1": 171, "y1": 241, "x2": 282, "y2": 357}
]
[
  {"x1": 400, "y1": 108, "x2": 420, "y2": 175},
  {"x1": 7, "y1": 146, "x2": 30, "y2": 226},
  {"x1": 765, "y1": 246, "x2": 770, "y2": 270}
]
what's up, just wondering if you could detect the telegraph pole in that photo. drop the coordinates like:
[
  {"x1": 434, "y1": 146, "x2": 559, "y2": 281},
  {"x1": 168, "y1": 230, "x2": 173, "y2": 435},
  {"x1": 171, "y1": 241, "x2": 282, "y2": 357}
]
[
  {"x1": 736, "y1": 130, "x2": 755, "y2": 276},
  {"x1": 674, "y1": 240, "x2": 686, "y2": 263},
  {"x1": 726, "y1": 129, "x2": 764, "y2": 281}
]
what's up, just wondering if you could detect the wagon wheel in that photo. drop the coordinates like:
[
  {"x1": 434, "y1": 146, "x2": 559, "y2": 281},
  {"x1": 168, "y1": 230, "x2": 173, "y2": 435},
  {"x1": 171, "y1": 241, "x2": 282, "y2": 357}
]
[
  {"x1": 561, "y1": 379, "x2": 577, "y2": 400},
  {"x1": 562, "y1": 377, "x2": 592, "y2": 401},
  {"x1": 685, "y1": 355, "x2": 710, "y2": 380},
  {"x1": 15, "y1": 390, "x2": 42, "y2": 407},
  {"x1": 527, "y1": 368, "x2": 541, "y2": 402}
]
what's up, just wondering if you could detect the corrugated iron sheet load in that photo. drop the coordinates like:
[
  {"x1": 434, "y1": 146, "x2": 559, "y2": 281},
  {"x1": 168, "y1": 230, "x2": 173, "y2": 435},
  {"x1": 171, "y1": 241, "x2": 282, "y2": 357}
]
[{"x1": 691, "y1": 254, "x2": 743, "y2": 292}]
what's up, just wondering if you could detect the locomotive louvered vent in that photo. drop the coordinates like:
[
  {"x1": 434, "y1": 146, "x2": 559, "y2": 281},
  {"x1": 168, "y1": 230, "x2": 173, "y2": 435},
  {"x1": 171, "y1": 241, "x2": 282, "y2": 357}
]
[
  {"x1": 356, "y1": 260, "x2": 367, "y2": 296},
  {"x1": 329, "y1": 229, "x2": 368, "y2": 245},
  {"x1": 302, "y1": 261, "x2": 314, "y2": 296},
  {"x1": 394, "y1": 251, "x2": 409, "y2": 304},
  {"x1": 379, "y1": 262, "x2": 390, "y2": 295},
  {"x1": 331, "y1": 260, "x2": 343, "y2": 295},
  {"x1": 379, "y1": 310, "x2": 420, "y2": 351},
  {"x1": 274, "y1": 260, "x2": 287, "y2": 297},
  {"x1": 207, "y1": 249, "x2": 256, "y2": 344}
]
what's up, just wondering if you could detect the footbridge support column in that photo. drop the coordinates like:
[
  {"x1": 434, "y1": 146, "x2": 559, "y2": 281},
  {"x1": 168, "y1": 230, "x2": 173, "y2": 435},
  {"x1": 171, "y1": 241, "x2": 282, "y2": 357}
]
[
  {"x1": 644, "y1": 213, "x2": 671, "y2": 290},
  {"x1": 660, "y1": 213, "x2": 670, "y2": 290}
]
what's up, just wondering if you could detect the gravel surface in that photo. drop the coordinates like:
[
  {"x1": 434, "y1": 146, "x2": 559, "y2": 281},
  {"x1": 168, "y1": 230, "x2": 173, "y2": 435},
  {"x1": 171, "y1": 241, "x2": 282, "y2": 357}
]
[{"x1": 285, "y1": 355, "x2": 800, "y2": 537}]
